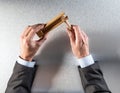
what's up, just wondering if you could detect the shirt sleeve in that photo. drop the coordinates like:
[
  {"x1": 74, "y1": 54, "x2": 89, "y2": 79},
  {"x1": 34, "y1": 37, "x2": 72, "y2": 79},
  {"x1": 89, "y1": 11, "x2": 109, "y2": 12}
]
[
  {"x1": 76, "y1": 55, "x2": 94, "y2": 68},
  {"x1": 17, "y1": 56, "x2": 36, "y2": 68}
]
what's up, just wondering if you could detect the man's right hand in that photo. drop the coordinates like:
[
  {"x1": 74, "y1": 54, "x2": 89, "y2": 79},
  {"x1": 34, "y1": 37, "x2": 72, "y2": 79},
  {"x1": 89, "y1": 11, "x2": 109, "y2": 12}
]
[
  {"x1": 20, "y1": 24, "x2": 47, "y2": 61},
  {"x1": 66, "y1": 25, "x2": 89, "y2": 58}
]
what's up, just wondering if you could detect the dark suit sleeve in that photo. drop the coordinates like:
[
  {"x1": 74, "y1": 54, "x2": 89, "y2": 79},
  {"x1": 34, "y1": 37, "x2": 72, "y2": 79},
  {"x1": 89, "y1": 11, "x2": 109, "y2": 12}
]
[
  {"x1": 5, "y1": 62, "x2": 37, "y2": 93},
  {"x1": 78, "y1": 62, "x2": 111, "y2": 93}
]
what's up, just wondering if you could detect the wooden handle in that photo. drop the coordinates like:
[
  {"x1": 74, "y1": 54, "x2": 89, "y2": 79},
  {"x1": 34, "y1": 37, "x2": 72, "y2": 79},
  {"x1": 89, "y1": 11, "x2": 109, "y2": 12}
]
[
  {"x1": 37, "y1": 12, "x2": 68, "y2": 37},
  {"x1": 64, "y1": 19, "x2": 71, "y2": 30}
]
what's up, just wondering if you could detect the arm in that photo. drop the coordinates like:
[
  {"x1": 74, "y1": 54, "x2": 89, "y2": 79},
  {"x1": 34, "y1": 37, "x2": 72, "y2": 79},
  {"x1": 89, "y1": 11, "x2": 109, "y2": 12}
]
[
  {"x1": 5, "y1": 62, "x2": 37, "y2": 93},
  {"x1": 67, "y1": 25, "x2": 111, "y2": 93},
  {"x1": 5, "y1": 24, "x2": 47, "y2": 93},
  {"x1": 78, "y1": 62, "x2": 111, "y2": 93}
]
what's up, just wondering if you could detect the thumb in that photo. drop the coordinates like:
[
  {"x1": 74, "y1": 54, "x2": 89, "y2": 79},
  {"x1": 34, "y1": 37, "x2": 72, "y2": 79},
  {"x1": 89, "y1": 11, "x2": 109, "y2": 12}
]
[
  {"x1": 36, "y1": 37, "x2": 47, "y2": 46},
  {"x1": 67, "y1": 28, "x2": 72, "y2": 37},
  {"x1": 66, "y1": 28, "x2": 75, "y2": 44}
]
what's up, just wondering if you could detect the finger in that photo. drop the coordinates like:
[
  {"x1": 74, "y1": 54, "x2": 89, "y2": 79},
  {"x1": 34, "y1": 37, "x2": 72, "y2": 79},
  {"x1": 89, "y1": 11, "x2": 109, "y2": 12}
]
[
  {"x1": 66, "y1": 27, "x2": 75, "y2": 44},
  {"x1": 36, "y1": 36, "x2": 47, "y2": 46},
  {"x1": 73, "y1": 25, "x2": 80, "y2": 38},
  {"x1": 81, "y1": 31, "x2": 88, "y2": 40},
  {"x1": 21, "y1": 26, "x2": 28, "y2": 36},
  {"x1": 29, "y1": 24, "x2": 45, "y2": 33},
  {"x1": 44, "y1": 32, "x2": 49, "y2": 38},
  {"x1": 82, "y1": 30, "x2": 88, "y2": 39},
  {"x1": 32, "y1": 23, "x2": 45, "y2": 28},
  {"x1": 21, "y1": 26, "x2": 31, "y2": 37},
  {"x1": 35, "y1": 24, "x2": 45, "y2": 33},
  {"x1": 81, "y1": 30, "x2": 89, "y2": 45},
  {"x1": 27, "y1": 24, "x2": 46, "y2": 41},
  {"x1": 73, "y1": 25, "x2": 83, "y2": 43},
  {"x1": 30, "y1": 24, "x2": 42, "y2": 32},
  {"x1": 27, "y1": 28, "x2": 36, "y2": 41}
]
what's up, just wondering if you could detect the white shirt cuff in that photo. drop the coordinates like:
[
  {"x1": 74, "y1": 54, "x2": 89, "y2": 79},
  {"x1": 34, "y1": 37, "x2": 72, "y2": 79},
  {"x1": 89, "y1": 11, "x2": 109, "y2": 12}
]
[
  {"x1": 17, "y1": 57, "x2": 36, "y2": 68},
  {"x1": 76, "y1": 55, "x2": 94, "y2": 68}
]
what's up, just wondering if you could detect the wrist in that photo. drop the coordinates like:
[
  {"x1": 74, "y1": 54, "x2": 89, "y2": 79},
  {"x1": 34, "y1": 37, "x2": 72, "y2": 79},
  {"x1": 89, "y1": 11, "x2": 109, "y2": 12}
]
[
  {"x1": 76, "y1": 52, "x2": 90, "y2": 59},
  {"x1": 19, "y1": 55, "x2": 33, "y2": 62}
]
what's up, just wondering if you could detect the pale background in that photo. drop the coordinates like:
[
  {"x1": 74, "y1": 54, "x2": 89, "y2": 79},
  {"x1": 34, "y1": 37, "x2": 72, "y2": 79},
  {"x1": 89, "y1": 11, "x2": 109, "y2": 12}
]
[{"x1": 0, "y1": 0, "x2": 120, "y2": 93}]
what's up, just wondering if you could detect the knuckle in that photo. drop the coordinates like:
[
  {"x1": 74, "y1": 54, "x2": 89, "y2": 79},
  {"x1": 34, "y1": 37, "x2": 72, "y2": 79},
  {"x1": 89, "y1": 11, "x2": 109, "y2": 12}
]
[
  {"x1": 25, "y1": 38, "x2": 30, "y2": 43},
  {"x1": 28, "y1": 25, "x2": 31, "y2": 27},
  {"x1": 31, "y1": 27, "x2": 34, "y2": 30},
  {"x1": 25, "y1": 40, "x2": 30, "y2": 46},
  {"x1": 27, "y1": 25, "x2": 31, "y2": 29}
]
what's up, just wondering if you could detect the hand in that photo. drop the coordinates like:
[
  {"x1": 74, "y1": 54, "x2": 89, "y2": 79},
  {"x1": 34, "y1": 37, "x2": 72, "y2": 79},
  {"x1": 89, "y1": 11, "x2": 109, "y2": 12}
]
[
  {"x1": 20, "y1": 24, "x2": 47, "y2": 61},
  {"x1": 67, "y1": 25, "x2": 89, "y2": 58}
]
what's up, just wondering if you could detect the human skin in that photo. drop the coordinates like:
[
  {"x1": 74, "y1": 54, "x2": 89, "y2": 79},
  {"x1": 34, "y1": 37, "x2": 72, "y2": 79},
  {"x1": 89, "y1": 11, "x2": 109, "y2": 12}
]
[
  {"x1": 66, "y1": 25, "x2": 89, "y2": 58},
  {"x1": 20, "y1": 24, "x2": 47, "y2": 61},
  {"x1": 20, "y1": 24, "x2": 89, "y2": 62}
]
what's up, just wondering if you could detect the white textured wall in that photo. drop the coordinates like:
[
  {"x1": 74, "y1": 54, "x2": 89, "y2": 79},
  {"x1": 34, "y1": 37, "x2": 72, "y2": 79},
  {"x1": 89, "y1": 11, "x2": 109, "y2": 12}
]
[{"x1": 0, "y1": 0, "x2": 120, "y2": 93}]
